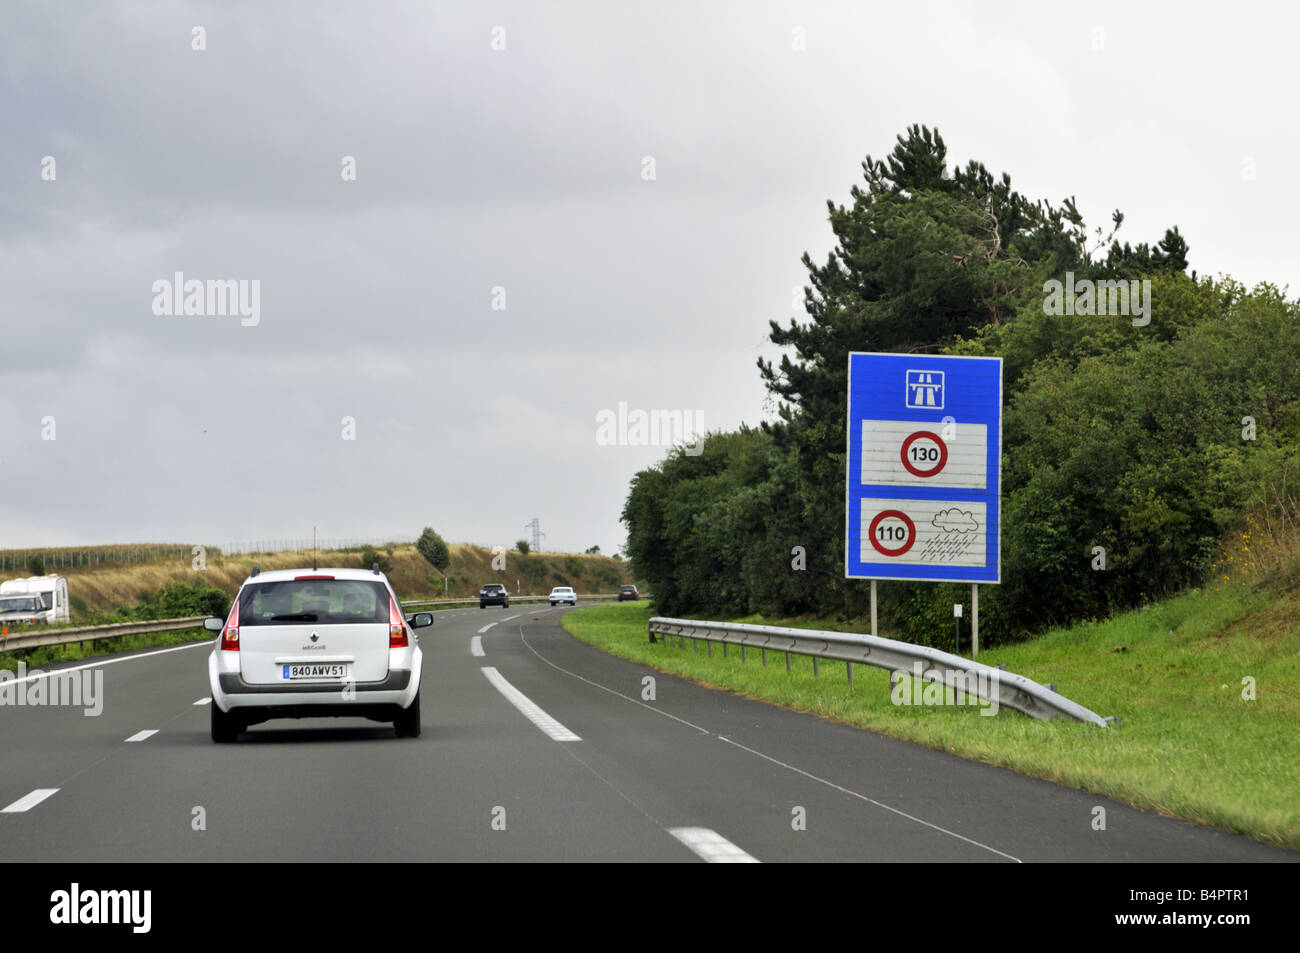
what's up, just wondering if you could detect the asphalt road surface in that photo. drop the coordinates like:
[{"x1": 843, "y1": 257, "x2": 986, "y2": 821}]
[{"x1": 1, "y1": 606, "x2": 1294, "y2": 862}]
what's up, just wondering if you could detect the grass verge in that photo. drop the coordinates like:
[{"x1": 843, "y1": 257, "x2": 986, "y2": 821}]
[{"x1": 562, "y1": 588, "x2": 1300, "y2": 852}]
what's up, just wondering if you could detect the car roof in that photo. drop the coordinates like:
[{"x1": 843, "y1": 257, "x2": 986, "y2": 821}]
[{"x1": 241, "y1": 568, "x2": 388, "y2": 584}]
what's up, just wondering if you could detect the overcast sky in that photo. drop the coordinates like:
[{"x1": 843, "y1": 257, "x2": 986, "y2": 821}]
[{"x1": 2, "y1": 1, "x2": 1296, "y2": 554}]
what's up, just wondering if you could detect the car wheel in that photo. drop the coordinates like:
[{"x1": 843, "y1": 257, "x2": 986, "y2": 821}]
[
  {"x1": 394, "y1": 692, "x2": 421, "y2": 738},
  {"x1": 211, "y1": 701, "x2": 242, "y2": 743}
]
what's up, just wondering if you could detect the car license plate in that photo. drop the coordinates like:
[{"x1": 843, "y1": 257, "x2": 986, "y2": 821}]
[{"x1": 282, "y1": 663, "x2": 349, "y2": 680}]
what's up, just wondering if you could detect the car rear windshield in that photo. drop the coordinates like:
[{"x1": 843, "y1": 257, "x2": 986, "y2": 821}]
[
  {"x1": 482, "y1": 585, "x2": 504, "y2": 591},
  {"x1": 238, "y1": 579, "x2": 390, "y2": 625}
]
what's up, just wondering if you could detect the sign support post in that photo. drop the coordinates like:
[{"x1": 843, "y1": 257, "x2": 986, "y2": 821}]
[
  {"x1": 870, "y1": 580, "x2": 877, "y2": 636},
  {"x1": 972, "y1": 583, "x2": 979, "y2": 658}
]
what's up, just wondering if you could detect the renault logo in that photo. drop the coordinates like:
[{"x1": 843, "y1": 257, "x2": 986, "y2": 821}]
[{"x1": 310, "y1": 632, "x2": 319, "y2": 642}]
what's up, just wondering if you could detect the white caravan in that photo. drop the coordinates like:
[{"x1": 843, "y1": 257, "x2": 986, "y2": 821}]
[{"x1": 0, "y1": 575, "x2": 70, "y2": 625}]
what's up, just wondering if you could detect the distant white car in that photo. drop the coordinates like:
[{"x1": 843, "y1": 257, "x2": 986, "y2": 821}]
[
  {"x1": 549, "y1": 586, "x2": 577, "y2": 607},
  {"x1": 206, "y1": 566, "x2": 430, "y2": 742}
]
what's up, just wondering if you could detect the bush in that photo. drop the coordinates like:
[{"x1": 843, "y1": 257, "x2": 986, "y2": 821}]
[
  {"x1": 360, "y1": 545, "x2": 393, "y2": 574},
  {"x1": 417, "y1": 527, "x2": 450, "y2": 572},
  {"x1": 516, "y1": 540, "x2": 530, "y2": 555},
  {"x1": 137, "y1": 582, "x2": 232, "y2": 620}
]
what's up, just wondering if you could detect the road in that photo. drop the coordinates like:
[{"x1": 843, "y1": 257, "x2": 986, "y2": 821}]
[{"x1": 0, "y1": 605, "x2": 1293, "y2": 862}]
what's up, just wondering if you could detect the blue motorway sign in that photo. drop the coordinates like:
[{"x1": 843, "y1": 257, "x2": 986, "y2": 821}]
[{"x1": 846, "y1": 352, "x2": 1002, "y2": 583}]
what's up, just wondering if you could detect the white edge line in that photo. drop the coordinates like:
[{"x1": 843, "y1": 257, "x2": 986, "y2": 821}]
[
  {"x1": 668, "y1": 827, "x2": 760, "y2": 863},
  {"x1": 717, "y1": 736, "x2": 1021, "y2": 862},
  {"x1": 1, "y1": 639, "x2": 213, "y2": 687},
  {"x1": 2, "y1": 788, "x2": 59, "y2": 813},
  {"x1": 517, "y1": 623, "x2": 1017, "y2": 862},
  {"x1": 480, "y1": 666, "x2": 580, "y2": 742},
  {"x1": 470, "y1": 635, "x2": 485, "y2": 657}
]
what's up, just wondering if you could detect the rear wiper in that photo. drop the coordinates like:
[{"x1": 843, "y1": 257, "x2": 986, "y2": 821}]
[{"x1": 269, "y1": 613, "x2": 318, "y2": 621}]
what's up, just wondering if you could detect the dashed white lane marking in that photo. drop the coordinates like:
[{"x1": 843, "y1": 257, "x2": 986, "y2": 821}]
[
  {"x1": 193, "y1": 697, "x2": 211, "y2": 706},
  {"x1": 477, "y1": 622, "x2": 497, "y2": 634},
  {"x1": 503, "y1": 614, "x2": 520, "y2": 621},
  {"x1": 668, "y1": 827, "x2": 760, "y2": 863},
  {"x1": 471, "y1": 636, "x2": 485, "y2": 657},
  {"x1": 2, "y1": 788, "x2": 59, "y2": 813},
  {"x1": 481, "y1": 666, "x2": 580, "y2": 742},
  {"x1": 124, "y1": 730, "x2": 158, "y2": 743}
]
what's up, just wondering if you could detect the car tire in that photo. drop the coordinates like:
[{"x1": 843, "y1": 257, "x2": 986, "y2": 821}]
[
  {"x1": 211, "y1": 701, "x2": 242, "y2": 743},
  {"x1": 394, "y1": 692, "x2": 421, "y2": 739}
]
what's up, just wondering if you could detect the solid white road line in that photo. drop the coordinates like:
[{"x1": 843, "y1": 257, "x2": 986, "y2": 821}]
[
  {"x1": 477, "y1": 622, "x2": 497, "y2": 634},
  {"x1": 668, "y1": 827, "x2": 760, "y2": 863},
  {"x1": 2, "y1": 788, "x2": 59, "y2": 813},
  {"x1": 194, "y1": 697, "x2": 211, "y2": 705},
  {"x1": 517, "y1": 627, "x2": 1020, "y2": 862},
  {"x1": 470, "y1": 636, "x2": 485, "y2": 657},
  {"x1": 717, "y1": 736, "x2": 1021, "y2": 862},
  {"x1": 503, "y1": 614, "x2": 520, "y2": 621},
  {"x1": 124, "y1": 730, "x2": 158, "y2": 743},
  {"x1": 481, "y1": 666, "x2": 580, "y2": 742},
  {"x1": 0, "y1": 640, "x2": 212, "y2": 687}
]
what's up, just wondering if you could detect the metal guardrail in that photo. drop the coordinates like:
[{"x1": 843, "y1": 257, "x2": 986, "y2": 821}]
[
  {"x1": 0, "y1": 616, "x2": 208, "y2": 653},
  {"x1": 648, "y1": 617, "x2": 1114, "y2": 727}
]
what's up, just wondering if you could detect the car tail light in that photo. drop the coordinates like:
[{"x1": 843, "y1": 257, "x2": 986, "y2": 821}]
[
  {"x1": 220, "y1": 598, "x2": 240, "y2": 651},
  {"x1": 294, "y1": 574, "x2": 335, "y2": 581},
  {"x1": 389, "y1": 595, "x2": 408, "y2": 648}
]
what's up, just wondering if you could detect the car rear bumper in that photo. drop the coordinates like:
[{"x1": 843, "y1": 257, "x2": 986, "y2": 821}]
[
  {"x1": 218, "y1": 669, "x2": 411, "y2": 694},
  {"x1": 209, "y1": 649, "x2": 420, "y2": 712}
]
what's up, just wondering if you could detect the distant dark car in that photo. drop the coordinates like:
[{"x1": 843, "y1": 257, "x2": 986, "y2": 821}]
[
  {"x1": 617, "y1": 585, "x2": 639, "y2": 602},
  {"x1": 479, "y1": 584, "x2": 509, "y2": 609}
]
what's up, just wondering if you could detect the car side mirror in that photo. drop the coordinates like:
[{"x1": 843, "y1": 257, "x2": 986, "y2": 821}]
[
  {"x1": 203, "y1": 617, "x2": 225, "y2": 632},
  {"x1": 408, "y1": 612, "x2": 434, "y2": 629}
]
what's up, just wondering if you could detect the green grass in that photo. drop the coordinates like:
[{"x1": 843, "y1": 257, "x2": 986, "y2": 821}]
[
  {"x1": 1, "y1": 628, "x2": 212, "y2": 673},
  {"x1": 562, "y1": 588, "x2": 1300, "y2": 852}
]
